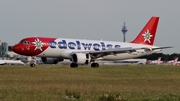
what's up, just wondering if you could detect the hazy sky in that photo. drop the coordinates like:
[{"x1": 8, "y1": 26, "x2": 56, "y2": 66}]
[{"x1": 0, "y1": 0, "x2": 179, "y2": 54}]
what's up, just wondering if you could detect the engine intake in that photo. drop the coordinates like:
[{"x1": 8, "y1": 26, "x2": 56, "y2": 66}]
[{"x1": 72, "y1": 53, "x2": 91, "y2": 64}]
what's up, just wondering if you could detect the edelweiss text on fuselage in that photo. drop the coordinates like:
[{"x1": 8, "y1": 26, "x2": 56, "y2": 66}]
[{"x1": 49, "y1": 40, "x2": 121, "y2": 51}]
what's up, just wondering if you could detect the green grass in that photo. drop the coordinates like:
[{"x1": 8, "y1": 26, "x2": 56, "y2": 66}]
[{"x1": 0, "y1": 65, "x2": 180, "y2": 101}]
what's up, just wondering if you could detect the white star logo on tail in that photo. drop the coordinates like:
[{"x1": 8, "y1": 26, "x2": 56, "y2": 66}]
[
  {"x1": 32, "y1": 38, "x2": 45, "y2": 51},
  {"x1": 142, "y1": 29, "x2": 153, "y2": 43}
]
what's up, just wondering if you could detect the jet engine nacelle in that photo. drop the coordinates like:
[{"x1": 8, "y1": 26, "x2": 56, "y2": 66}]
[
  {"x1": 72, "y1": 53, "x2": 91, "y2": 64},
  {"x1": 41, "y1": 57, "x2": 63, "y2": 64}
]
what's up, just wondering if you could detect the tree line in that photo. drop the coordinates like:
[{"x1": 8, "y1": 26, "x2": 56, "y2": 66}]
[{"x1": 139, "y1": 53, "x2": 180, "y2": 61}]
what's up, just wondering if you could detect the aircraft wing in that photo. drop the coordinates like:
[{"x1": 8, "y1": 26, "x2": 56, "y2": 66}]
[
  {"x1": 152, "y1": 46, "x2": 173, "y2": 50},
  {"x1": 81, "y1": 47, "x2": 142, "y2": 59},
  {"x1": 142, "y1": 46, "x2": 172, "y2": 51},
  {"x1": 77, "y1": 46, "x2": 172, "y2": 59}
]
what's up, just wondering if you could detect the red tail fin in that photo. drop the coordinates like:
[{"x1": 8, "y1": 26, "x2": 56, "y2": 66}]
[
  {"x1": 157, "y1": 57, "x2": 162, "y2": 62},
  {"x1": 131, "y1": 16, "x2": 159, "y2": 45},
  {"x1": 174, "y1": 57, "x2": 179, "y2": 62}
]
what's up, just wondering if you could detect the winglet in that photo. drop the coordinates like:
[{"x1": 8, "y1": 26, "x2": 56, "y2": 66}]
[{"x1": 131, "y1": 16, "x2": 159, "y2": 45}]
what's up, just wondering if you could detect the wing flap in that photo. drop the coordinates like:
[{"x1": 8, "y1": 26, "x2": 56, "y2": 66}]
[
  {"x1": 142, "y1": 46, "x2": 172, "y2": 51},
  {"x1": 81, "y1": 47, "x2": 141, "y2": 59}
]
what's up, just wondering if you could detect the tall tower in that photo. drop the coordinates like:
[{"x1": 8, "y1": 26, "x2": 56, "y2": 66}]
[{"x1": 121, "y1": 21, "x2": 128, "y2": 42}]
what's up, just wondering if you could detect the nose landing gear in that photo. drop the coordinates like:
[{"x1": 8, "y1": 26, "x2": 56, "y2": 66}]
[{"x1": 30, "y1": 56, "x2": 36, "y2": 67}]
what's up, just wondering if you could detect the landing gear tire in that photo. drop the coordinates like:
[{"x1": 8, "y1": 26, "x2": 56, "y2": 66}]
[
  {"x1": 30, "y1": 63, "x2": 36, "y2": 67},
  {"x1": 70, "y1": 63, "x2": 78, "y2": 68},
  {"x1": 91, "y1": 63, "x2": 99, "y2": 68}
]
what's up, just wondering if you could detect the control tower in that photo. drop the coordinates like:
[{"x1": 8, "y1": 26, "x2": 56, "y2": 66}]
[{"x1": 121, "y1": 21, "x2": 128, "y2": 42}]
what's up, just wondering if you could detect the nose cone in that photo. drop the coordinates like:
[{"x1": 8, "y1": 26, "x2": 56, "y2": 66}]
[
  {"x1": 12, "y1": 44, "x2": 28, "y2": 55},
  {"x1": 12, "y1": 44, "x2": 22, "y2": 54}
]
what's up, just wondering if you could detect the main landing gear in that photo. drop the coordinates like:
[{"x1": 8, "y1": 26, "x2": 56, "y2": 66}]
[
  {"x1": 70, "y1": 63, "x2": 78, "y2": 68},
  {"x1": 70, "y1": 63, "x2": 99, "y2": 68},
  {"x1": 91, "y1": 63, "x2": 99, "y2": 68}
]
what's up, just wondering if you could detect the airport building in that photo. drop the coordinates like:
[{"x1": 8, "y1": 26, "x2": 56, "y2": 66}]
[
  {"x1": 0, "y1": 41, "x2": 19, "y2": 59},
  {"x1": 0, "y1": 42, "x2": 8, "y2": 57}
]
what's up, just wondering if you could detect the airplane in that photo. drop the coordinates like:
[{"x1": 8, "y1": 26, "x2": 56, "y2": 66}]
[
  {"x1": 173, "y1": 57, "x2": 180, "y2": 65},
  {"x1": 0, "y1": 60, "x2": 24, "y2": 65},
  {"x1": 0, "y1": 61, "x2": 6, "y2": 65},
  {"x1": 168, "y1": 57, "x2": 179, "y2": 65},
  {"x1": 151, "y1": 57, "x2": 163, "y2": 64},
  {"x1": 114, "y1": 59, "x2": 147, "y2": 65},
  {"x1": 12, "y1": 16, "x2": 172, "y2": 67}
]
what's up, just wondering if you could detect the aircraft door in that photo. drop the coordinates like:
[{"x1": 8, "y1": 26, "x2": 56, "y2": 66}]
[{"x1": 26, "y1": 46, "x2": 30, "y2": 50}]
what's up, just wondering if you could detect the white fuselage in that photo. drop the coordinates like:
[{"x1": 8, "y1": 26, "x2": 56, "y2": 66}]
[{"x1": 37, "y1": 38, "x2": 161, "y2": 60}]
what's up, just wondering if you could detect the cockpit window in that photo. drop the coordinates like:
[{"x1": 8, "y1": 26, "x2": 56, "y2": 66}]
[{"x1": 19, "y1": 40, "x2": 30, "y2": 44}]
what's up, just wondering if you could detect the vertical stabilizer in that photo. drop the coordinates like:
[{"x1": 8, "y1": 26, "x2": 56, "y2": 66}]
[
  {"x1": 131, "y1": 16, "x2": 159, "y2": 45},
  {"x1": 157, "y1": 57, "x2": 162, "y2": 62},
  {"x1": 174, "y1": 57, "x2": 179, "y2": 62}
]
